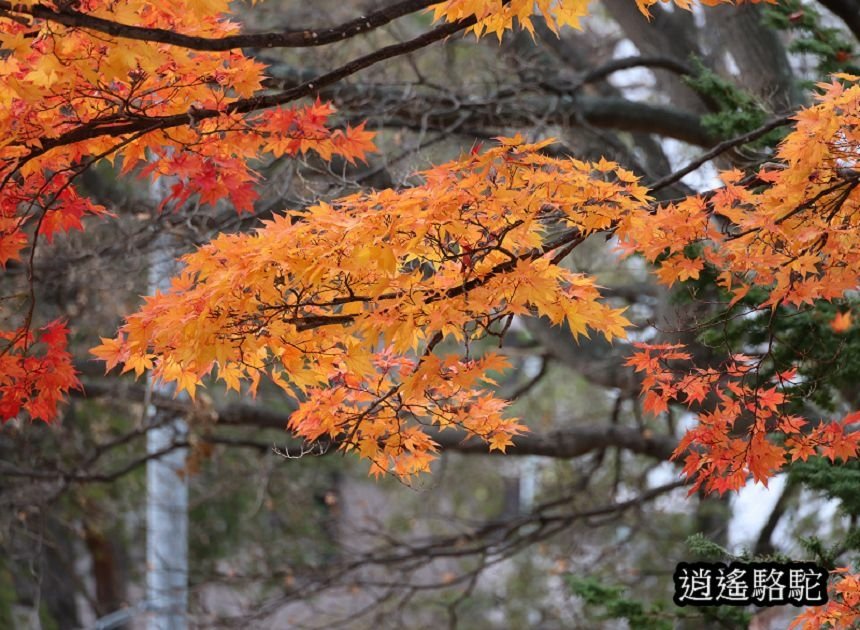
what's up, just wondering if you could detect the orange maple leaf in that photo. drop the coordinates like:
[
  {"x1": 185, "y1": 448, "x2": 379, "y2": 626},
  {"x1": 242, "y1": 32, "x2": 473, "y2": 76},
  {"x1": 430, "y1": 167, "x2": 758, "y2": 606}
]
[{"x1": 831, "y1": 310, "x2": 853, "y2": 333}]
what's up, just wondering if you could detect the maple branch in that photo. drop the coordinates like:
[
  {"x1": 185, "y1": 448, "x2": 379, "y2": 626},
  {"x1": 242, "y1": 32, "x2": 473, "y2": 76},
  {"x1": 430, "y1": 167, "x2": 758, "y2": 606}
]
[
  {"x1": 233, "y1": 220, "x2": 586, "y2": 333},
  {"x1": 276, "y1": 228, "x2": 586, "y2": 331},
  {"x1": 0, "y1": 0, "x2": 438, "y2": 50},
  {"x1": 5, "y1": 10, "x2": 479, "y2": 183},
  {"x1": 430, "y1": 425, "x2": 676, "y2": 460},
  {"x1": 215, "y1": 401, "x2": 678, "y2": 462},
  {"x1": 71, "y1": 379, "x2": 679, "y2": 462},
  {"x1": 648, "y1": 114, "x2": 795, "y2": 193}
]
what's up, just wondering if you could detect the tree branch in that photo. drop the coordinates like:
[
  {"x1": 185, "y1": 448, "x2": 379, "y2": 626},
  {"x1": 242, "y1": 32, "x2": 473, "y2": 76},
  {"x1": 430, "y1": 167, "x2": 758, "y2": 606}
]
[
  {"x1": 573, "y1": 55, "x2": 694, "y2": 89},
  {"x1": 215, "y1": 401, "x2": 679, "y2": 461},
  {"x1": 72, "y1": 380, "x2": 678, "y2": 462},
  {"x1": 7, "y1": 11, "x2": 480, "y2": 178},
  {"x1": 0, "y1": 0, "x2": 438, "y2": 50},
  {"x1": 648, "y1": 114, "x2": 794, "y2": 193},
  {"x1": 430, "y1": 425, "x2": 676, "y2": 460}
]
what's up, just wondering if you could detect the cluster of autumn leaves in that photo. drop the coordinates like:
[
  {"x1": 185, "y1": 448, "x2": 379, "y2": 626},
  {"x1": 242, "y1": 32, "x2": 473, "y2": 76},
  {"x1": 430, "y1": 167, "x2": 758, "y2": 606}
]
[
  {"x1": 0, "y1": 0, "x2": 374, "y2": 421},
  {"x1": 94, "y1": 137, "x2": 636, "y2": 477},
  {"x1": 619, "y1": 74, "x2": 860, "y2": 496},
  {"x1": 1, "y1": 0, "x2": 860, "y2": 623},
  {"x1": 91, "y1": 75, "x2": 860, "y2": 491}
]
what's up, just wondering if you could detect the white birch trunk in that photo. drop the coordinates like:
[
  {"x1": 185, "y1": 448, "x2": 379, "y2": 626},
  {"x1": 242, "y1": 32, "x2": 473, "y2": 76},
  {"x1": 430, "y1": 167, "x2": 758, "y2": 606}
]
[{"x1": 145, "y1": 232, "x2": 189, "y2": 629}]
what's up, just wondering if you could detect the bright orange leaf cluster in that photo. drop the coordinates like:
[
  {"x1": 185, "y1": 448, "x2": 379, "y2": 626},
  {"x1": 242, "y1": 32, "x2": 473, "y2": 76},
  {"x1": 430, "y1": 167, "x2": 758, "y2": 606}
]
[
  {"x1": 93, "y1": 137, "x2": 637, "y2": 477},
  {"x1": 431, "y1": 0, "x2": 774, "y2": 37},
  {"x1": 791, "y1": 568, "x2": 860, "y2": 629},
  {"x1": 618, "y1": 74, "x2": 860, "y2": 496},
  {"x1": 616, "y1": 74, "x2": 860, "y2": 310},
  {"x1": 627, "y1": 343, "x2": 860, "y2": 495}
]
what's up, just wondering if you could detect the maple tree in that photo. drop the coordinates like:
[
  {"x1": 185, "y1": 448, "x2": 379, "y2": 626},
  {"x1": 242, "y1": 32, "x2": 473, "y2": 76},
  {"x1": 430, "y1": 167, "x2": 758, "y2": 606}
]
[
  {"x1": 4, "y1": 0, "x2": 860, "y2": 625},
  {"x1": 0, "y1": 0, "x2": 747, "y2": 462}
]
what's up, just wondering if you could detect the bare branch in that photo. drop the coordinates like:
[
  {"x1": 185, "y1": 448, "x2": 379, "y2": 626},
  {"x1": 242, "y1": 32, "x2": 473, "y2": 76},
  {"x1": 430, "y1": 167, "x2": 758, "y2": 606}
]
[{"x1": 648, "y1": 114, "x2": 794, "y2": 193}]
